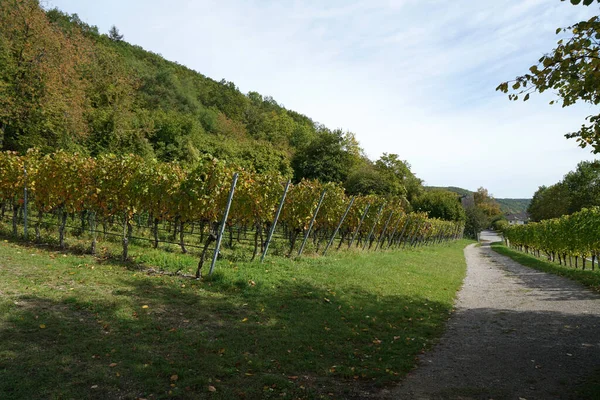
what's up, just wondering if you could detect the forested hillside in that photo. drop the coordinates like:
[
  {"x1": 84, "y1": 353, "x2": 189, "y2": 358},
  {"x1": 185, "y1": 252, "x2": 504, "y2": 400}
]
[
  {"x1": 495, "y1": 198, "x2": 531, "y2": 215},
  {"x1": 0, "y1": 0, "x2": 427, "y2": 203}
]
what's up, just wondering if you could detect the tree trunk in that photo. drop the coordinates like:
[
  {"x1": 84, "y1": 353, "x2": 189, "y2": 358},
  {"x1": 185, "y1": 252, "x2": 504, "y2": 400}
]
[
  {"x1": 196, "y1": 224, "x2": 218, "y2": 278},
  {"x1": 90, "y1": 212, "x2": 97, "y2": 256},
  {"x1": 80, "y1": 210, "x2": 87, "y2": 234},
  {"x1": 59, "y1": 208, "x2": 68, "y2": 248},
  {"x1": 179, "y1": 220, "x2": 187, "y2": 253},
  {"x1": 153, "y1": 218, "x2": 160, "y2": 249},
  {"x1": 288, "y1": 230, "x2": 298, "y2": 257},
  {"x1": 251, "y1": 224, "x2": 261, "y2": 261},
  {"x1": 12, "y1": 202, "x2": 20, "y2": 237},
  {"x1": 122, "y1": 212, "x2": 130, "y2": 261},
  {"x1": 171, "y1": 217, "x2": 179, "y2": 242},
  {"x1": 35, "y1": 209, "x2": 43, "y2": 242}
]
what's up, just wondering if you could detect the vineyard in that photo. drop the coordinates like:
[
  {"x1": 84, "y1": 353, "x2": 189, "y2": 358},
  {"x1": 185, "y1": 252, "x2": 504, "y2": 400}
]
[
  {"x1": 503, "y1": 207, "x2": 600, "y2": 269},
  {"x1": 0, "y1": 150, "x2": 464, "y2": 276}
]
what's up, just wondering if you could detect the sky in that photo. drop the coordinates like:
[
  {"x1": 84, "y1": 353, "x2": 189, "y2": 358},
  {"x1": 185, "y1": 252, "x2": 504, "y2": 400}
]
[{"x1": 46, "y1": 0, "x2": 600, "y2": 198}]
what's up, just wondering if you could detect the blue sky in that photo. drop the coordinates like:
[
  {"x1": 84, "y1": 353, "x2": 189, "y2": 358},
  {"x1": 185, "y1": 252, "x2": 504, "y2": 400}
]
[{"x1": 46, "y1": 0, "x2": 599, "y2": 198}]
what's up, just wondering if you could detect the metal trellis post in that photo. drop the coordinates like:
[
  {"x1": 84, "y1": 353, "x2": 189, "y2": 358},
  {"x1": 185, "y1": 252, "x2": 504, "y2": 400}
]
[
  {"x1": 297, "y1": 189, "x2": 327, "y2": 257},
  {"x1": 386, "y1": 214, "x2": 403, "y2": 248},
  {"x1": 348, "y1": 204, "x2": 370, "y2": 249},
  {"x1": 261, "y1": 180, "x2": 291, "y2": 263},
  {"x1": 374, "y1": 210, "x2": 394, "y2": 251},
  {"x1": 363, "y1": 203, "x2": 385, "y2": 251},
  {"x1": 323, "y1": 196, "x2": 355, "y2": 256},
  {"x1": 209, "y1": 173, "x2": 238, "y2": 276}
]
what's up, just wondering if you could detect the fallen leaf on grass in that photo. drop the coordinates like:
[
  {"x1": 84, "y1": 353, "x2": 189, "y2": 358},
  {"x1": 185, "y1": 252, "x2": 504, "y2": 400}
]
[
  {"x1": 142, "y1": 305, "x2": 149, "y2": 309},
  {"x1": 171, "y1": 375, "x2": 178, "y2": 381},
  {"x1": 241, "y1": 318, "x2": 248, "y2": 322},
  {"x1": 109, "y1": 363, "x2": 117, "y2": 367},
  {"x1": 208, "y1": 385, "x2": 216, "y2": 392},
  {"x1": 39, "y1": 324, "x2": 46, "y2": 329}
]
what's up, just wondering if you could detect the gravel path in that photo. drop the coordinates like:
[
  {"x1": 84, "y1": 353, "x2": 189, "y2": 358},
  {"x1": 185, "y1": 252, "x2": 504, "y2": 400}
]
[{"x1": 385, "y1": 233, "x2": 600, "y2": 400}]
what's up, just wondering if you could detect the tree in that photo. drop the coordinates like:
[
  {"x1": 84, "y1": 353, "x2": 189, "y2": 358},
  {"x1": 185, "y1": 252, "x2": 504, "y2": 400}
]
[
  {"x1": 473, "y1": 187, "x2": 502, "y2": 219},
  {"x1": 0, "y1": 0, "x2": 90, "y2": 152},
  {"x1": 464, "y1": 206, "x2": 488, "y2": 239},
  {"x1": 562, "y1": 160, "x2": 600, "y2": 213},
  {"x1": 527, "y1": 183, "x2": 571, "y2": 221},
  {"x1": 527, "y1": 160, "x2": 600, "y2": 221},
  {"x1": 345, "y1": 164, "x2": 394, "y2": 196},
  {"x1": 412, "y1": 190, "x2": 466, "y2": 221},
  {"x1": 291, "y1": 129, "x2": 360, "y2": 184},
  {"x1": 108, "y1": 25, "x2": 123, "y2": 41},
  {"x1": 497, "y1": 0, "x2": 600, "y2": 153},
  {"x1": 374, "y1": 153, "x2": 423, "y2": 201}
]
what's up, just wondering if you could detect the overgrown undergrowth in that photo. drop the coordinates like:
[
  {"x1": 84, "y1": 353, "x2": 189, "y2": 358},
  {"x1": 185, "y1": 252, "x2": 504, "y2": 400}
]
[{"x1": 0, "y1": 238, "x2": 470, "y2": 399}]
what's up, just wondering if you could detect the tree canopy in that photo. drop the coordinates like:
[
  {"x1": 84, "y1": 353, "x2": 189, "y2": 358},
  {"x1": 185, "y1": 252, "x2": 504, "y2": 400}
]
[
  {"x1": 497, "y1": 0, "x2": 600, "y2": 152},
  {"x1": 527, "y1": 160, "x2": 600, "y2": 221},
  {"x1": 412, "y1": 190, "x2": 466, "y2": 222}
]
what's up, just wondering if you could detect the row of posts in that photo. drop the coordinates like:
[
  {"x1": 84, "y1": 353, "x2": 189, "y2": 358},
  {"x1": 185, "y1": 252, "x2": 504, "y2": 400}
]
[{"x1": 208, "y1": 175, "x2": 462, "y2": 276}]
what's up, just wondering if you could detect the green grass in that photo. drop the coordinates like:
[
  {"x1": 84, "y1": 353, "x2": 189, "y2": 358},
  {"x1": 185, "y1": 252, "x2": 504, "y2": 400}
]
[
  {"x1": 0, "y1": 238, "x2": 470, "y2": 399},
  {"x1": 490, "y1": 243, "x2": 600, "y2": 293}
]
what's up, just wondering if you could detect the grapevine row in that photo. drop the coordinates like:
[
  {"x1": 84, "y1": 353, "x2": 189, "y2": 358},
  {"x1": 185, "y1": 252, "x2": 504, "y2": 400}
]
[
  {"x1": 0, "y1": 150, "x2": 464, "y2": 276},
  {"x1": 503, "y1": 207, "x2": 600, "y2": 269}
]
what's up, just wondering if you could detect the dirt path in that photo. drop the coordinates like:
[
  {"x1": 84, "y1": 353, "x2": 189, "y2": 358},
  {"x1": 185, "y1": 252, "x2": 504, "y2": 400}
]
[{"x1": 384, "y1": 235, "x2": 600, "y2": 400}]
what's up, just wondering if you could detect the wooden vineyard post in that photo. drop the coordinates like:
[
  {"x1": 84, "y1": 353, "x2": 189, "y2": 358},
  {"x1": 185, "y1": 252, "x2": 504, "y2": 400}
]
[
  {"x1": 374, "y1": 210, "x2": 394, "y2": 251},
  {"x1": 323, "y1": 196, "x2": 355, "y2": 256},
  {"x1": 363, "y1": 203, "x2": 385, "y2": 251},
  {"x1": 297, "y1": 189, "x2": 327, "y2": 257},
  {"x1": 260, "y1": 180, "x2": 291, "y2": 263},
  {"x1": 209, "y1": 173, "x2": 239, "y2": 276},
  {"x1": 348, "y1": 204, "x2": 370, "y2": 249}
]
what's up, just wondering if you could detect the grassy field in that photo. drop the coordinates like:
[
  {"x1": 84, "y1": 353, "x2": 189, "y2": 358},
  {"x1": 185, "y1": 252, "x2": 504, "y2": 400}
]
[
  {"x1": 491, "y1": 243, "x2": 600, "y2": 293},
  {"x1": 0, "y1": 237, "x2": 470, "y2": 399}
]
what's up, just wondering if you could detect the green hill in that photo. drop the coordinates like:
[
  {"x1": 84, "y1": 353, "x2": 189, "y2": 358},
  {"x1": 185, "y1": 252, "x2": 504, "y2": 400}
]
[
  {"x1": 426, "y1": 187, "x2": 531, "y2": 215},
  {"x1": 495, "y1": 198, "x2": 531, "y2": 215}
]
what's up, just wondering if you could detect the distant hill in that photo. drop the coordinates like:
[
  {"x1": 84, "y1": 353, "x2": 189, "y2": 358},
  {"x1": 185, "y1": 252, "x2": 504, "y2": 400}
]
[
  {"x1": 425, "y1": 186, "x2": 473, "y2": 197},
  {"x1": 495, "y1": 198, "x2": 531, "y2": 215},
  {"x1": 425, "y1": 187, "x2": 530, "y2": 214}
]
